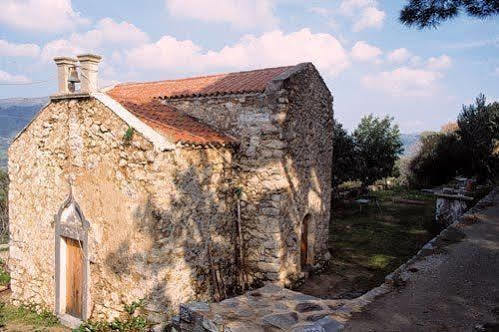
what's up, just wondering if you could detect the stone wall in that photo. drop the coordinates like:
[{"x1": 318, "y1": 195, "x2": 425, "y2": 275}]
[
  {"x1": 165, "y1": 63, "x2": 333, "y2": 286},
  {"x1": 8, "y1": 97, "x2": 236, "y2": 325},
  {"x1": 279, "y1": 64, "x2": 334, "y2": 275}
]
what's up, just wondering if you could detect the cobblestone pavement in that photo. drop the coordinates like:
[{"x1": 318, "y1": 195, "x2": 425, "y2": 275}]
[{"x1": 344, "y1": 189, "x2": 499, "y2": 332}]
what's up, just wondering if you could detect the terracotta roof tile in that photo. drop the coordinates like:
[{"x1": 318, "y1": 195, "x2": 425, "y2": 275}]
[
  {"x1": 112, "y1": 98, "x2": 235, "y2": 146},
  {"x1": 106, "y1": 65, "x2": 295, "y2": 146},
  {"x1": 108, "y1": 65, "x2": 293, "y2": 101}
]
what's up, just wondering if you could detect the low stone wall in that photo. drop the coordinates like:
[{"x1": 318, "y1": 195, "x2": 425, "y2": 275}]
[
  {"x1": 435, "y1": 192, "x2": 473, "y2": 227},
  {"x1": 174, "y1": 284, "x2": 344, "y2": 331}
]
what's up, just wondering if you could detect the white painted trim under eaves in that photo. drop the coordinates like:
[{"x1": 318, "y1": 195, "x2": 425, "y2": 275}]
[{"x1": 92, "y1": 92, "x2": 176, "y2": 151}]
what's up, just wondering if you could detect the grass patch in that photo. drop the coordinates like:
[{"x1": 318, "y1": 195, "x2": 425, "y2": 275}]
[
  {"x1": 329, "y1": 187, "x2": 438, "y2": 291},
  {"x1": 297, "y1": 186, "x2": 439, "y2": 299},
  {"x1": 0, "y1": 302, "x2": 60, "y2": 329},
  {"x1": 0, "y1": 259, "x2": 9, "y2": 286}
]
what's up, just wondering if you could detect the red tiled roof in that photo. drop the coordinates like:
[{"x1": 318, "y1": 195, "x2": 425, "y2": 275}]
[
  {"x1": 114, "y1": 99, "x2": 235, "y2": 146},
  {"x1": 106, "y1": 65, "x2": 295, "y2": 146},
  {"x1": 108, "y1": 65, "x2": 294, "y2": 100}
]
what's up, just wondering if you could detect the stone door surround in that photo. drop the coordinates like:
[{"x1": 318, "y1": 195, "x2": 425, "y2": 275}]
[{"x1": 54, "y1": 191, "x2": 90, "y2": 326}]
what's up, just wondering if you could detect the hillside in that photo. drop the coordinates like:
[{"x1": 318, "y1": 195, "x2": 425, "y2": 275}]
[
  {"x1": 0, "y1": 97, "x2": 47, "y2": 168},
  {"x1": 400, "y1": 133, "x2": 420, "y2": 155}
]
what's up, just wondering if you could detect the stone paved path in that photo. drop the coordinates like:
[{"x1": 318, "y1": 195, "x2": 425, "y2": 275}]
[{"x1": 343, "y1": 188, "x2": 499, "y2": 331}]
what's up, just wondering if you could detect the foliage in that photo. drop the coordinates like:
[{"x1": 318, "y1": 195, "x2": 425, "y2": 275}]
[
  {"x1": 0, "y1": 169, "x2": 7, "y2": 202},
  {"x1": 393, "y1": 155, "x2": 414, "y2": 186},
  {"x1": 457, "y1": 94, "x2": 499, "y2": 182},
  {"x1": 74, "y1": 299, "x2": 149, "y2": 332},
  {"x1": 401, "y1": 94, "x2": 498, "y2": 187},
  {"x1": 353, "y1": 115, "x2": 403, "y2": 188},
  {"x1": 408, "y1": 131, "x2": 471, "y2": 187},
  {"x1": 400, "y1": 0, "x2": 499, "y2": 28},
  {"x1": 441, "y1": 121, "x2": 459, "y2": 133},
  {"x1": 332, "y1": 120, "x2": 358, "y2": 189},
  {"x1": 0, "y1": 302, "x2": 60, "y2": 329},
  {"x1": 122, "y1": 127, "x2": 134, "y2": 145},
  {"x1": 0, "y1": 259, "x2": 9, "y2": 286},
  {"x1": 0, "y1": 170, "x2": 7, "y2": 241}
]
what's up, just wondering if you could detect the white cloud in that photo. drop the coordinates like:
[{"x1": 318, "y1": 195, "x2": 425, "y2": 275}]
[
  {"x1": 353, "y1": 6, "x2": 385, "y2": 31},
  {"x1": 0, "y1": 0, "x2": 89, "y2": 32},
  {"x1": 0, "y1": 70, "x2": 31, "y2": 84},
  {"x1": 387, "y1": 48, "x2": 412, "y2": 63},
  {"x1": 0, "y1": 40, "x2": 40, "y2": 57},
  {"x1": 126, "y1": 29, "x2": 350, "y2": 76},
  {"x1": 426, "y1": 55, "x2": 452, "y2": 70},
  {"x1": 41, "y1": 18, "x2": 148, "y2": 61},
  {"x1": 339, "y1": 0, "x2": 385, "y2": 31},
  {"x1": 339, "y1": 0, "x2": 376, "y2": 16},
  {"x1": 351, "y1": 41, "x2": 382, "y2": 62},
  {"x1": 126, "y1": 36, "x2": 203, "y2": 72},
  {"x1": 362, "y1": 67, "x2": 443, "y2": 97},
  {"x1": 40, "y1": 39, "x2": 83, "y2": 62},
  {"x1": 165, "y1": 0, "x2": 278, "y2": 29},
  {"x1": 78, "y1": 18, "x2": 149, "y2": 47}
]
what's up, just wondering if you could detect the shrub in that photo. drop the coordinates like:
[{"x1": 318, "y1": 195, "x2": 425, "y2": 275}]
[
  {"x1": 457, "y1": 94, "x2": 499, "y2": 182},
  {"x1": 74, "y1": 300, "x2": 149, "y2": 332},
  {"x1": 408, "y1": 131, "x2": 470, "y2": 187}
]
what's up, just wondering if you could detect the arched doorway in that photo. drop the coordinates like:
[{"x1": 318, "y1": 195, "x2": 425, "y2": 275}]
[
  {"x1": 55, "y1": 192, "x2": 90, "y2": 323},
  {"x1": 301, "y1": 214, "x2": 312, "y2": 269}
]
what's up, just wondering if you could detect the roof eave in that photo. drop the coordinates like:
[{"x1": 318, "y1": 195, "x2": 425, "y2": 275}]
[{"x1": 92, "y1": 93, "x2": 177, "y2": 152}]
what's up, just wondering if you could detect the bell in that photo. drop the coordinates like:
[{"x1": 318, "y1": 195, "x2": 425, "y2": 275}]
[{"x1": 68, "y1": 67, "x2": 80, "y2": 84}]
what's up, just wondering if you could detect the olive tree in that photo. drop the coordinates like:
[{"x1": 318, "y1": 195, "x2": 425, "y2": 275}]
[
  {"x1": 332, "y1": 120, "x2": 358, "y2": 189},
  {"x1": 353, "y1": 115, "x2": 404, "y2": 188}
]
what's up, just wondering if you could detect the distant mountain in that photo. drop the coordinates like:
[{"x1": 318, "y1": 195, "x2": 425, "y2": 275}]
[
  {"x1": 400, "y1": 133, "x2": 421, "y2": 156},
  {"x1": 0, "y1": 97, "x2": 424, "y2": 169},
  {"x1": 0, "y1": 97, "x2": 48, "y2": 169}
]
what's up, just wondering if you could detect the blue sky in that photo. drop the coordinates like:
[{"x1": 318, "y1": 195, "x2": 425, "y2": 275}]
[{"x1": 0, "y1": 0, "x2": 497, "y2": 133}]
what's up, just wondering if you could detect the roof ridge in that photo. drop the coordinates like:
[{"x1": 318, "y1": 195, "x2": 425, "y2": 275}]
[{"x1": 116, "y1": 65, "x2": 296, "y2": 87}]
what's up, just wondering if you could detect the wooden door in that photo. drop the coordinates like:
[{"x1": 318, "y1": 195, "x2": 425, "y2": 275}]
[
  {"x1": 65, "y1": 237, "x2": 83, "y2": 318},
  {"x1": 300, "y1": 218, "x2": 308, "y2": 268}
]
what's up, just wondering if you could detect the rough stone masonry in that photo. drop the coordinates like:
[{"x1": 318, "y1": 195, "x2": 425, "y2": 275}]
[{"x1": 8, "y1": 56, "x2": 333, "y2": 327}]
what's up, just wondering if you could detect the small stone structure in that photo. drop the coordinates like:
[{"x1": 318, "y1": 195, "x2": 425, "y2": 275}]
[
  {"x1": 435, "y1": 189, "x2": 473, "y2": 227},
  {"x1": 8, "y1": 54, "x2": 333, "y2": 328},
  {"x1": 175, "y1": 284, "x2": 344, "y2": 331}
]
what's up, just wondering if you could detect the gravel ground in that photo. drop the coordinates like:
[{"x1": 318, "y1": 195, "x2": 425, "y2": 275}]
[{"x1": 344, "y1": 189, "x2": 499, "y2": 332}]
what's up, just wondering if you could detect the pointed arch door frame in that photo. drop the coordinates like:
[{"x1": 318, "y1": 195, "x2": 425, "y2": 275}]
[{"x1": 54, "y1": 192, "x2": 91, "y2": 323}]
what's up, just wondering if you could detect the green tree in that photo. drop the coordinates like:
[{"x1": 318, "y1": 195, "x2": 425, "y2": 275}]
[
  {"x1": 332, "y1": 120, "x2": 358, "y2": 189},
  {"x1": 408, "y1": 131, "x2": 470, "y2": 187},
  {"x1": 0, "y1": 170, "x2": 7, "y2": 238},
  {"x1": 457, "y1": 93, "x2": 499, "y2": 182},
  {"x1": 400, "y1": 0, "x2": 499, "y2": 28},
  {"x1": 353, "y1": 115, "x2": 403, "y2": 188}
]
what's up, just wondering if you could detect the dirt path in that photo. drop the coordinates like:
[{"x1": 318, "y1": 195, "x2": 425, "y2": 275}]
[{"x1": 343, "y1": 189, "x2": 499, "y2": 331}]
